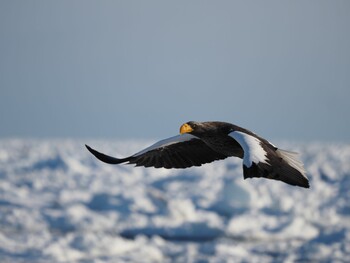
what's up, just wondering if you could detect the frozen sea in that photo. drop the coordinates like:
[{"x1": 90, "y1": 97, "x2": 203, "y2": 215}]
[{"x1": 0, "y1": 139, "x2": 349, "y2": 263}]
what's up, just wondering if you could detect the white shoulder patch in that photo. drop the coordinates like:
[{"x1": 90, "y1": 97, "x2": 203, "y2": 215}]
[
  {"x1": 229, "y1": 131, "x2": 268, "y2": 167},
  {"x1": 133, "y1": 134, "x2": 200, "y2": 157}
]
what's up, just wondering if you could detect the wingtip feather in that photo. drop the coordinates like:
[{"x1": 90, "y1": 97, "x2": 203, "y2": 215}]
[{"x1": 85, "y1": 144, "x2": 130, "y2": 164}]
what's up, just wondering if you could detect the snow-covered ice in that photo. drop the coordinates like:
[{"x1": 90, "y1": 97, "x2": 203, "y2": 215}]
[{"x1": 0, "y1": 139, "x2": 349, "y2": 262}]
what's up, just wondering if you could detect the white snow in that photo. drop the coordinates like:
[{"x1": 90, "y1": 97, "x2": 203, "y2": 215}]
[{"x1": 0, "y1": 139, "x2": 349, "y2": 262}]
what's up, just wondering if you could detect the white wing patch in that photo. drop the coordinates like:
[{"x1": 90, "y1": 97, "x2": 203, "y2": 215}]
[
  {"x1": 229, "y1": 131, "x2": 268, "y2": 167},
  {"x1": 133, "y1": 134, "x2": 200, "y2": 157}
]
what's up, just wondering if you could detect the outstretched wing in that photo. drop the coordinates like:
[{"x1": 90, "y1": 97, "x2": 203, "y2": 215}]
[
  {"x1": 86, "y1": 134, "x2": 228, "y2": 169},
  {"x1": 229, "y1": 131, "x2": 309, "y2": 188}
]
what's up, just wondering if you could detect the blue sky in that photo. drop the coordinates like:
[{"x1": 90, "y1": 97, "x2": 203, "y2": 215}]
[{"x1": 1, "y1": 1, "x2": 349, "y2": 141}]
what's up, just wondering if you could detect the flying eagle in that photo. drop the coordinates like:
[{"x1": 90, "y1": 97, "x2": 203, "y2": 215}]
[{"x1": 86, "y1": 121, "x2": 309, "y2": 188}]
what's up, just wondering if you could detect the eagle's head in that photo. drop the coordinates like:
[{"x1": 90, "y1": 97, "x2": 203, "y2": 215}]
[{"x1": 179, "y1": 121, "x2": 232, "y2": 137}]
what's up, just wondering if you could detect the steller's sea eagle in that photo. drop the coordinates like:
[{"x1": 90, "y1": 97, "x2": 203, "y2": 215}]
[{"x1": 86, "y1": 121, "x2": 309, "y2": 188}]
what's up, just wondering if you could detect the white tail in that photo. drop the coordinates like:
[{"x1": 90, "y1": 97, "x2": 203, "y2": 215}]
[{"x1": 276, "y1": 149, "x2": 307, "y2": 178}]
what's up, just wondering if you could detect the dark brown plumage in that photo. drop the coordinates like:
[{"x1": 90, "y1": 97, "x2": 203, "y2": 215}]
[{"x1": 86, "y1": 121, "x2": 309, "y2": 188}]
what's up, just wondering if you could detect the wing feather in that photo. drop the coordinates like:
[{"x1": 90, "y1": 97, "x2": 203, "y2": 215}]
[
  {"x1": 229, "y1": 131, "x2": 309, "y2": 188},
  {"x1": 86, "y1": 134, "x2": 228, "y2": 169}
]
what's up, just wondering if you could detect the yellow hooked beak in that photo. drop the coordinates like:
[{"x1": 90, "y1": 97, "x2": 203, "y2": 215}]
[{"x1": 180, "y1": 123, "x2": 193, "y2": 134}]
